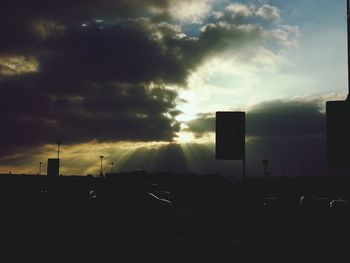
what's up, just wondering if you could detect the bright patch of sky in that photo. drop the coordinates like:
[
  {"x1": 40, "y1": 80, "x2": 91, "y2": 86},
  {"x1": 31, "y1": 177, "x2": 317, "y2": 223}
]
[{"x1": 176, "y1": 0, "x2": 347, "y2": 126}]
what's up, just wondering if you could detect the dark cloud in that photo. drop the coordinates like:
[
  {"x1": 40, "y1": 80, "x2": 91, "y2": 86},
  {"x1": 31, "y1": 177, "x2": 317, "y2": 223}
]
[
  {"x1": 1, "y1": 17, "x2": 269, "y2": 84},
  {"x1": 0, "y1": 99, "x2": 329, "y2": 178},
  {"x1": 1, "y1": 1, "x2": 286, "y2": 79},
  {"x1": 186, "y1": 100, "x2": 326, "y2": 140},
  {"x1": 0, "y1": 5, "x2": 188, "y2": 157},
  {"x1": 247, "y1": 100, "x2": 325, "y2": 139},
  {"x1": 0, "y1": 78, "x2": 180, "y2": 156},
  {"x1": 186, "y1": 113, "x2": 215, "y2": 135},
  {"x1": 0, "y1": 0, "x2": 173, "y2": 56},
  {"x1": 0, "y1": 0, "x2": 297, "y2": 166},
  {"x1": 185, "y1": 100, "x2": 328, "y2": 178},
  {"x1": 0, "y1": 2, "x2": 282, "y2": 152},
  {"x1": 38, "y1": 23, "x2": 190, "y2": 85}
]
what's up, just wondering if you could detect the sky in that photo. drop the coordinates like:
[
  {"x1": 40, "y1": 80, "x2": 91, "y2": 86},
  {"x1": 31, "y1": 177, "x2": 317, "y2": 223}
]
[{"x1": 0, "y1": 0, "x2": 348, "y2": 178}]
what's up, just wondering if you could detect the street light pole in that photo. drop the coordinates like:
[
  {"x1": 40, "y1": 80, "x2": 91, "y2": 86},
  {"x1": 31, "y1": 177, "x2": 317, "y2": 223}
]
[
  {"x1": 39, "y1": 162, "x2": 42, "y2": 175},
  {"x1": 56, "y1": 142, "x2": 62, "y2": 159},
  {"x1": 263, "y1": 159, "x2": 269, "y2": 179},
  {"x1": 110, "y1": 162, "x2": 114, "y2": 173},
  {"x1": 100, "y1": 155, "x2": 104, "y2": 177}
]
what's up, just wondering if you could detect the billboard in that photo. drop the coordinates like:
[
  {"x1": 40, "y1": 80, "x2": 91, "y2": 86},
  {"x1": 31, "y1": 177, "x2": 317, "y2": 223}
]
[
  {"x1": 47, "y1": 158, "x2": 60, "y2": 176},
  {"x1": 326, "y1": 101, "x2": 350, "y2": 168},
  {"x1": 216, "y1": 111, "x2": 245, "y2": 160}
]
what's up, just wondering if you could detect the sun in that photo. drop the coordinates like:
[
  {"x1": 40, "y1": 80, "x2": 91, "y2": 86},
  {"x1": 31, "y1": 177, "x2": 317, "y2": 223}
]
[
  {"x1": 176, "y1": 89, "x2": 202, "y2": 122},
  {"x1": 174, "y1": 130, "x2": 196, "y2": 144}
]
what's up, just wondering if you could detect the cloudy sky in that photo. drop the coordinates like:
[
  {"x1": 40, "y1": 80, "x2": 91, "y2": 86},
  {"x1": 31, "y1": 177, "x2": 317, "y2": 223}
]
[{"x1": 0, "y1": 0, "x2": 347, "y2": 178}]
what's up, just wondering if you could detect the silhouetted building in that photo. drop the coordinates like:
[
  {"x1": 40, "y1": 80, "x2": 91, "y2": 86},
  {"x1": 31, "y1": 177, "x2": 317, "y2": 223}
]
[{"x1": 47, "y1": 158, "x2": 60, "y2": 176}]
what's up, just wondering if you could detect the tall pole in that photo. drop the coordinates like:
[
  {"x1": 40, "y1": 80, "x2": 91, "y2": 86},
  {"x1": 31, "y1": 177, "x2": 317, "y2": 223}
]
[
  {"x1": 347, "y1": 0, "x2": 350, "y2": 99},
  {"x1": 56, "y1": 142, "x2": 62, "y2": 159},
  {"x1": 263, "y1": 159, "x2": 268, "y2": 179},
  {"x1": 39, "y1": 162, "x2": 42, "y2": 175},
  {"x1": 243, "y1": 113, "x2": 246, "y2": 181},
  {"x1": 243, "y1": 154, "x2": 246, "y2": 181},
  {"x1": 346, "y1": 0, "x2": 350, "y2": 95},
  {"x1": 110, "y1": 162, "x2": 114, "y2": 173},
  {"x1": 100, "y1": 155, "x2": 104, "y2": 177}
]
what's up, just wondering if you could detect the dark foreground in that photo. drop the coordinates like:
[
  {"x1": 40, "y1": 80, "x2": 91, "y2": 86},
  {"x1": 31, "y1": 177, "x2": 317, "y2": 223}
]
[{"x1": 0, "y1": 172, "x2": 349, "y2": 261}]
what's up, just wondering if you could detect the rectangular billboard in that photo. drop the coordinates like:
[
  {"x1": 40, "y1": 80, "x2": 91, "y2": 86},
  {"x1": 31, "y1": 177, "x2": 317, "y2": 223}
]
[
  {"x1": 326, "y1": 101, "x2": 350, "y2": 168},
  {"x1": 47, "y1": 158, "x2": 60, "y2": 176},
  {"x1": 216, "y1": 111, "x2": 245, "y2": 160}
]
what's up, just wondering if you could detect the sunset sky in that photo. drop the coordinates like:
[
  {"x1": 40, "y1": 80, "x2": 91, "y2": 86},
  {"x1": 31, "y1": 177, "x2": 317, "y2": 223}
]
[{"x1": 0, "y1": 0, "x2": 348, "y2": 178}]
